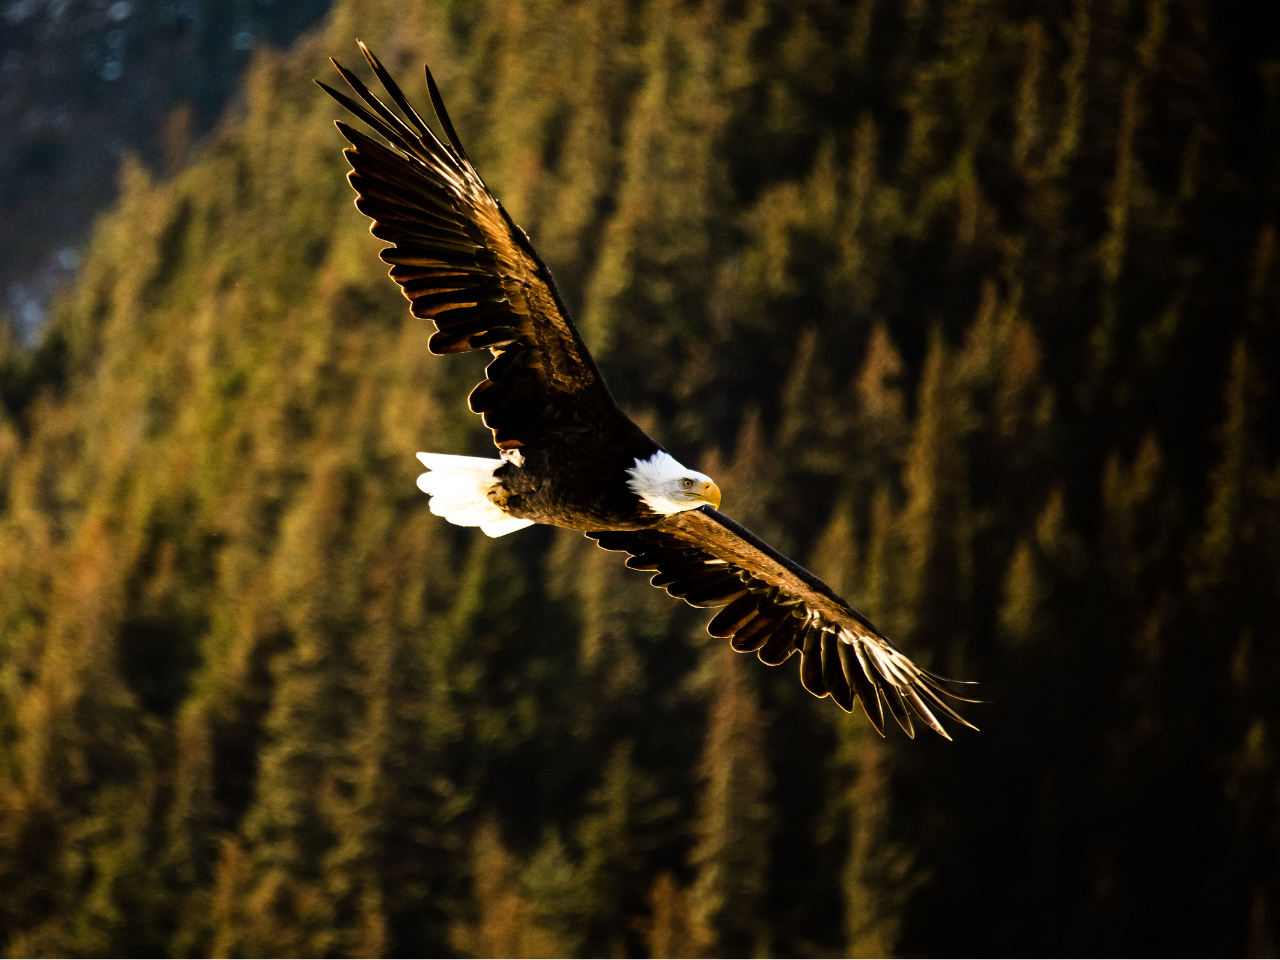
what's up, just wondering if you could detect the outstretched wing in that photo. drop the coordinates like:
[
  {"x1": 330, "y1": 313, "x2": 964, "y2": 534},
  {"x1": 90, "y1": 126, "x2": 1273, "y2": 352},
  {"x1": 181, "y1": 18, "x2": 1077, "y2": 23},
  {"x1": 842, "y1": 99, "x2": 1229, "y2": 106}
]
[
  {"x1": 588, "y1": 507, "x2": 977, "y2": 739},
  {"x1": 319, "y1": 44, "x2": 627, "y2": 452}
]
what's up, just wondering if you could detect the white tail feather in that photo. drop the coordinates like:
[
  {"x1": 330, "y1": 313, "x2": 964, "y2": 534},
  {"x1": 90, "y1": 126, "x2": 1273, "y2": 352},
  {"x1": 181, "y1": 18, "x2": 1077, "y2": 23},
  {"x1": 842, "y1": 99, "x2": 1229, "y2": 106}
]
[{"x1": 415, "y1": 453, "x2": 534, "y2": 538}]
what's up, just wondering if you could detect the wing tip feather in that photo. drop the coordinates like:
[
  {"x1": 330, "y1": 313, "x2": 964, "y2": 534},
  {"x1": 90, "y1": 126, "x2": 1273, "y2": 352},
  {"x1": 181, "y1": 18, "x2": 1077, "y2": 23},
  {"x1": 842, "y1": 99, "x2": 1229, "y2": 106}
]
[{"x1": 424, "y1": 63, "x2": 470, "y2": 162}]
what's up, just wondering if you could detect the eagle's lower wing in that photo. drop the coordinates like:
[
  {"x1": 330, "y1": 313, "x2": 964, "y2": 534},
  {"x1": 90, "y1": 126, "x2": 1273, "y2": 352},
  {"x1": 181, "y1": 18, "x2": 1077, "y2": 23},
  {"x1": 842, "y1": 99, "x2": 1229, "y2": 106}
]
[
  {"x1": 588, "y1": 507, "x2": 976, "y2": 739},
  {"x1": 320, "y1": 44, "x2": 626, "y2": 452}
]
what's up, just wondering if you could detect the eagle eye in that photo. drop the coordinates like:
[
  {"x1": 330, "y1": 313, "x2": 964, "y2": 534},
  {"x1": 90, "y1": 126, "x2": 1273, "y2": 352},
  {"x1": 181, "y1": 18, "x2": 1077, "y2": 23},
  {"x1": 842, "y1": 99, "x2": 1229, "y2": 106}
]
[{"x1": 681, "y1": 478, "x2": 694, "y2": 488}]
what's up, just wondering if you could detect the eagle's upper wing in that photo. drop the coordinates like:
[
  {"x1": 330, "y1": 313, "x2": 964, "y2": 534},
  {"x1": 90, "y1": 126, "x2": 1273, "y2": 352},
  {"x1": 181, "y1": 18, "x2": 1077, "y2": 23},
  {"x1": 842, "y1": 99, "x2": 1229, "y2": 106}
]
[
  {"x1": 588, "y1": 507, "x2": 977, "y2": 738},
  {"x1": 319, "y1": 44, "x2": 627, "y2": 452}
]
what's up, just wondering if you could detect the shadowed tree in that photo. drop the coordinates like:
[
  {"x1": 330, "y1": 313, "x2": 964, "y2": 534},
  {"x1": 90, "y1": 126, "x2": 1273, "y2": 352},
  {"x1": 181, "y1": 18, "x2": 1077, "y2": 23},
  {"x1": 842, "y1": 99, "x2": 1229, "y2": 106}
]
[{"x1": 687, "y1": 648, "x2": 773, "y2": 956}]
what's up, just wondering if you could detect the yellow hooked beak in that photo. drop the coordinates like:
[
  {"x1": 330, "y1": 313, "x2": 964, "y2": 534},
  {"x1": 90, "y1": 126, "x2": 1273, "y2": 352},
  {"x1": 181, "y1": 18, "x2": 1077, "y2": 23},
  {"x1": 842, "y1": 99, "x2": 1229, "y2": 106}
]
[{"x1": 699, "y1": 480, "x2": 722, "y2": 510}]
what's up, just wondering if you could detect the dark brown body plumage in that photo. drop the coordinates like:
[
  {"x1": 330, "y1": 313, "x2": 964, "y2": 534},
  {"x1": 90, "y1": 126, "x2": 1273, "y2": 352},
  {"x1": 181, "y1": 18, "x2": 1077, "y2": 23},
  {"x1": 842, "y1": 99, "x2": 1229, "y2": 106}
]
[
  {"x1": 494, "y1": 431, "x2": 662, "y2": 531},
  {"x1": 321, "y1": 44, "x2": 976, "y2": 739}
]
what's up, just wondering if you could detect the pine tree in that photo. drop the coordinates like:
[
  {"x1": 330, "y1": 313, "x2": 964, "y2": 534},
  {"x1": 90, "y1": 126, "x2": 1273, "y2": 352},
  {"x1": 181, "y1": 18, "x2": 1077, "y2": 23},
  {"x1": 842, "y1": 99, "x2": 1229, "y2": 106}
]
[
  {"x1": 899, "y1": 331, "x2": 974, "y2": 672},
  {"x1": 449, "y1": 820, "x2": 567, "y2": 958},
  {"x1": 687, "y1": 648, "x2": 773, "y2": 956},
  {"x1": 1, "y1": 518, "x2": 158, "y2": 955},
  {"x1": 1186, "y1": 342, "x2": 1280, "y2": 953},
  {"x1": 843, "y1": 734, "x2": 915, "y2": 958},
  {"x1": 574, "y1": 742, "x2": 664, "y2": 956},
  {"x1": 642, "y1": 871, "x2": 697, "y2": 959}
]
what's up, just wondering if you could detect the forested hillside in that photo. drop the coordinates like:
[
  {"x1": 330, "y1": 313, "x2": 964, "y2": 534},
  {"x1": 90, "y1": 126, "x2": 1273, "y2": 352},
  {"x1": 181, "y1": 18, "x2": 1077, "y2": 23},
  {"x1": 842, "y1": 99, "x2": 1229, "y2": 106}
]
[
  {"x1": 1, "y1": 0, "x2": 332, "y2": 339},
  {"x1": 1, "y1": 0, "x2": 1278, "y2": 955}
]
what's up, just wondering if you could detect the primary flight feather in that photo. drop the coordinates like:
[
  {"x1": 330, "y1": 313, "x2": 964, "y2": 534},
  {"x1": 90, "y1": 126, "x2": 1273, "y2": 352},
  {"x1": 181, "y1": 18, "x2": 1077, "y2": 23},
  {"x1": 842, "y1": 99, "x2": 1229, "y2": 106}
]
[{"x1": 319, "y1": 43, "x2": 976, "y2": 739}]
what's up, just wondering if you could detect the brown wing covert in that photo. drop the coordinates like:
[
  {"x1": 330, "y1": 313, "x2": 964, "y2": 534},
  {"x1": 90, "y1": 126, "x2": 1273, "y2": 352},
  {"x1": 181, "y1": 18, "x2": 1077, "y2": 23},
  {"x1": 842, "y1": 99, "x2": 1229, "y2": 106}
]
[
  {"x1": 319, "y1": 44, "x2": 626, "y2": 452},
  {"x1": 587, "y1": 509, "x2": 978, "y2": 739}
]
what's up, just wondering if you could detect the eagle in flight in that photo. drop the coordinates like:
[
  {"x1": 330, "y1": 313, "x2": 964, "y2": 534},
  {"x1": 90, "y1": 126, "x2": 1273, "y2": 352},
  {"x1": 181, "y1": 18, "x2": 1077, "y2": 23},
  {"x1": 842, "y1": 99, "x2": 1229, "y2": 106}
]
[{"x1": 319, "y1": 44, "x2": 975, "y2": 739}]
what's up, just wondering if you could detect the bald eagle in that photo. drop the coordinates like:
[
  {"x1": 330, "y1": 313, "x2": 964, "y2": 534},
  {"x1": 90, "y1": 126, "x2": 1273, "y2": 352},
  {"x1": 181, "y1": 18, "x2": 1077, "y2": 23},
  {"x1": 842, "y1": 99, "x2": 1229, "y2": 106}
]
[{"x1": 319, "y1": 45, "x2": 976, "y2": 739}]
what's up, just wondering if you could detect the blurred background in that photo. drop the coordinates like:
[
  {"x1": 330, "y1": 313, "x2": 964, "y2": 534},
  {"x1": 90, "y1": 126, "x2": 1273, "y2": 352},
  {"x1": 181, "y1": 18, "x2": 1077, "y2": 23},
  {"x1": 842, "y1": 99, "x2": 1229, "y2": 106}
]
[{"x1": 0, "y1": 0, "x2": 1278, "y2": 955}]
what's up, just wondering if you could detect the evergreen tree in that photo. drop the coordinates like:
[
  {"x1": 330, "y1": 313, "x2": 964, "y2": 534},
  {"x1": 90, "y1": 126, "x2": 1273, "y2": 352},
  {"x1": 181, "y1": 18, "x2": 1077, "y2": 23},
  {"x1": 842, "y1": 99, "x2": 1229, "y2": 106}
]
[{"x1": 687, "y1": 648, "x2": 773, "y2": 956}]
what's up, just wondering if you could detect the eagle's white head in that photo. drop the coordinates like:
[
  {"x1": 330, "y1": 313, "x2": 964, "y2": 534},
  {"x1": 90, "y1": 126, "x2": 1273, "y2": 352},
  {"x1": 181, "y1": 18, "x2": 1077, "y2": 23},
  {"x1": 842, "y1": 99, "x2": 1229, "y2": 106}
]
[{"x1": 626, "y1": 451, "x2": 722, "y2": 516}]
